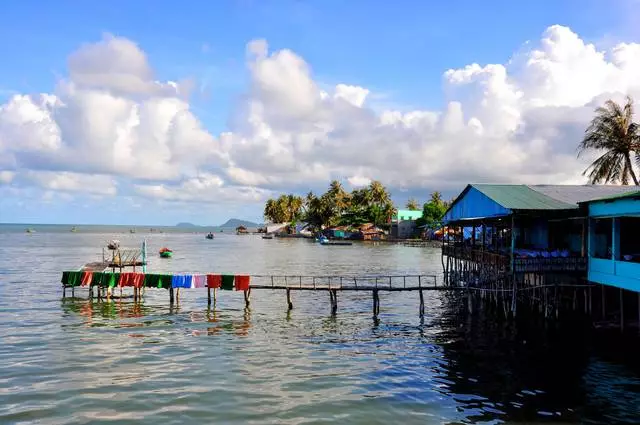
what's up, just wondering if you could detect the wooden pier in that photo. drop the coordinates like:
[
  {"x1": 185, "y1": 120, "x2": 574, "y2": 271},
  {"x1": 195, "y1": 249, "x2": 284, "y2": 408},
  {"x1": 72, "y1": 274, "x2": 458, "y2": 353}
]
[{"x1": 62, "y1": 272, "x2": 463, "y2": 317}]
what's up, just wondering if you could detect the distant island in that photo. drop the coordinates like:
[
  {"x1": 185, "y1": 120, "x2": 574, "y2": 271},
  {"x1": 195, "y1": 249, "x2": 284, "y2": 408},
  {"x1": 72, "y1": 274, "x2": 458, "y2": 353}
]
[
  {"x1": 218, "y1": 218, "x2": 261, "y2": 229},
  {"x1": 174, "y1": 219, "x2": 261, "y2": 229}
]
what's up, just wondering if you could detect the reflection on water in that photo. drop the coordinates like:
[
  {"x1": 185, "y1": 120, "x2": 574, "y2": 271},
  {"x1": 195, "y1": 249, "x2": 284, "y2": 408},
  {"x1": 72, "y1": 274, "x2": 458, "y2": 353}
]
[{"x1": 0, "y1": 231, "x2": 639, "y2": 424}]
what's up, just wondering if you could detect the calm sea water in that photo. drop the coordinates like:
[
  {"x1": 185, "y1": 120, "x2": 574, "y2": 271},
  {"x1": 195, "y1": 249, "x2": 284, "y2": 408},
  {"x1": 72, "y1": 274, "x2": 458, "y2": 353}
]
[{"x1": 1, "y1": 227, "x2": 639, "y2": 424}]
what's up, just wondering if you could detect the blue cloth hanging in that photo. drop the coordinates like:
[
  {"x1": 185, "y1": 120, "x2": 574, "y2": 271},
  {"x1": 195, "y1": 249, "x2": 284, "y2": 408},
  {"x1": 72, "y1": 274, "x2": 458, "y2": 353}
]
[{"x1": 171, "y1": 275, "x2": 193, "y2": 288}]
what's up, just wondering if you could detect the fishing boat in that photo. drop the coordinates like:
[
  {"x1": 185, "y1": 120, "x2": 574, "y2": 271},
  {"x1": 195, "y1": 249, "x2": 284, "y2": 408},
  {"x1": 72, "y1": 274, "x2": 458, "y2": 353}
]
[
  {"x1": 107, "y1": 240, "x2": 120, "y2": 250},
  {"x1": 205, "y1": 233, "x2": 215, "y2": 240},
  {"x1": 159, "y1": 247, "x2": 173, "y2": 258},
  {"x1": 70, "y1": 226, "x2": 78, "y2": 233},
  {"x1": 25, "y1": 228, "x2": 36, "y2": 234},
  {"x1": 262, "y1": 235, "x2": 273, "y2": 240}
]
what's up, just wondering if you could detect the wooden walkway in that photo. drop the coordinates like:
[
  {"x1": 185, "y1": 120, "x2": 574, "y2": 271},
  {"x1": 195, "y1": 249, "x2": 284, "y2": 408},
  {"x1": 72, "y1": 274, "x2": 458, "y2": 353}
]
[{"x1": 65, "y1": 273, "x2": 464, "y2": 317}]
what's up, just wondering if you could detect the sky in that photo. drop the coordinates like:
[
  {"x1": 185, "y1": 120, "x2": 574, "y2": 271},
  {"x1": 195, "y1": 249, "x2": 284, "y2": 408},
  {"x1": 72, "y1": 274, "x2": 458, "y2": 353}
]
[{"x1": 1, "y1": 0, "x2": 640, "y2": 225}]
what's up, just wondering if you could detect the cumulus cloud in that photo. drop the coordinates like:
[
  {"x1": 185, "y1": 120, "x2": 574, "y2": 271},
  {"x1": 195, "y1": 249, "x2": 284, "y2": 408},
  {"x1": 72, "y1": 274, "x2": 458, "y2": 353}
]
[{"x1": 2, "y1": 25, "x2": 640, "y2": 212}]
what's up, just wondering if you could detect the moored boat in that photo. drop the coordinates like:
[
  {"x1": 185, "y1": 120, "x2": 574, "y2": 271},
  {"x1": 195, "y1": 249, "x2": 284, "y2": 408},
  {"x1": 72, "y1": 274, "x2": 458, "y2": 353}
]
[
  {"x1": 159, "y1": 247, "x2": 173, "y2": 258},
  {"x1": 205, "y1": 233, "x2": 215, "y2": 239}
]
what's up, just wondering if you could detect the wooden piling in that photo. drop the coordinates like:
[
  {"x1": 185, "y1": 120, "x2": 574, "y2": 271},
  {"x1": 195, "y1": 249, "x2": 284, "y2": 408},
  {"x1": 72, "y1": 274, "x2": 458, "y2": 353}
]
[
  {"x1": 207, "y1": 287, "x2": 211, "y2": 306},
  {"x1": 244, "y1": 288, "x2": 251, "y2": 308},
  {"x1": 620, "y1": 288, "x2": 624, "y2": 333},
  {"x1": 419, "y1": 289, "x2": 425, "y2": 316},
  {"x1": 286, "y1": 288, "x2": 293, "y2": 310},
  {"x1": 169, "y1": 287, "x2": 174, "y2": 304},
  {"x1": 330, "y1": 289, "x2": 338, "y2": 315}
]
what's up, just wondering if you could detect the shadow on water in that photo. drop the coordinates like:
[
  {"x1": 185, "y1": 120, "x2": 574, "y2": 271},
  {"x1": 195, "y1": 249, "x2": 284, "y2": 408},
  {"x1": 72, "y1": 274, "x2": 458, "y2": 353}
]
[{"x1": 424, "y1": 293, "x2": 640, "y2": 424}]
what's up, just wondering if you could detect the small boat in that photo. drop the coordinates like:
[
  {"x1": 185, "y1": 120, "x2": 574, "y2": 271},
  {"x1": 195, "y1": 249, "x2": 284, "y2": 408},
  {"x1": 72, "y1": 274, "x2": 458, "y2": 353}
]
[
  {"x1": 205, "y1": 233, "x2": 215, "y2": 240},
  {"x1": 320, "y1": 240, "x2": 353, "y2": 246},
  {"x1": 70, "y1": 226, "x2": 78, "y2": 233},
  {"x1": 130, "y1": 229, "x2": 136, "y2": 234},
  {"x1": 107, "y1": 240, "x2": 120, "y2": 250},
  {"x1": 262, "y1": 235, "x2": 273, "y2": 240},
  {"x1": 159, "y1": 247, "x2": 173, "y2": 258}
]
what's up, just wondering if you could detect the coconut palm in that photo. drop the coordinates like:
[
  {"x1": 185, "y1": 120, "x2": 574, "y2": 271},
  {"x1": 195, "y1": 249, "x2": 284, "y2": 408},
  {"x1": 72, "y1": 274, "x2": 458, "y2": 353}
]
[
  {"x1": 578, "y1": 96, "x2": 640, "y2": 185},
  {"x1": 405, "y1": 198, "x2": 420, "y2": 210}
]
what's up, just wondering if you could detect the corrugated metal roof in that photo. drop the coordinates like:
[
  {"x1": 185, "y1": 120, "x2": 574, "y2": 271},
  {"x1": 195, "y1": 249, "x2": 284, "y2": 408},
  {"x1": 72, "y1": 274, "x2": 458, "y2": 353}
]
[
  {"x1": 473, "y1": 184, "x2": 576, "y2": 210},
  {"x1": 580, "y1": 189, "x2": 640, "y2": 203},
  {"x1": 530, "y1": 185, "x2": 639, "y2": 206}
]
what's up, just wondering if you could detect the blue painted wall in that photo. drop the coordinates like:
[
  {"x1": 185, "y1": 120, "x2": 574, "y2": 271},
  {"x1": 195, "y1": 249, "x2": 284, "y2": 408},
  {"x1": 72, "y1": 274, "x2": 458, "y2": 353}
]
[
  {"x1": 444, "y1": 186, "x2": 511, "y2": 223},
  {"x1": 589, "y1": 198, "x2": 640, "y2": 217},
  {"x1": 587, "y1": 197, "x2": 640, "y2": 292}
]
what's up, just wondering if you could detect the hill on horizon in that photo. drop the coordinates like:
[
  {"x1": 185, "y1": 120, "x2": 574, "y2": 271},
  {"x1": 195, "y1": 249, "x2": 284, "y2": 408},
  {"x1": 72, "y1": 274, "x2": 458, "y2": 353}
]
[{"x1": 219, "y1": 218, "x2": 261, "y2": 228}]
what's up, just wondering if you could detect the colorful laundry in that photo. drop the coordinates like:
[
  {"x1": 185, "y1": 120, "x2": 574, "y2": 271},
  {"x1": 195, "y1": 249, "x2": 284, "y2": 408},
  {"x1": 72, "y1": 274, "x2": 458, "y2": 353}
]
[
  {"x1": 234, "y1": 275, "x2": 250, "y2": 291},
  {"x1": 172, "y1": 275, "x2": 193, "y2": 288},
  {"x1": 91, "y1": 272, "x2": 107, "y2": 287},
  {"x1": 206, "y1": 274, "x2": 221, "y2": 288},
  {"x1": 221, "y1": 274, "x2": 235, "y2": 291},
  {"x1": 61, "y1": 271, "x2": 83, "y2": 287},
  {"x1": 192, "y1": 274, "x2": 207, "y2": 288},
  {"x1": 107, "y1": 273, "x2": 121, "y2": 288},
  {"x1": 81, "y1": 271, "x2": 93, "y2": 287},
  {"x1": 143, "y1": 274, "x2": 173, "y2": 289}
]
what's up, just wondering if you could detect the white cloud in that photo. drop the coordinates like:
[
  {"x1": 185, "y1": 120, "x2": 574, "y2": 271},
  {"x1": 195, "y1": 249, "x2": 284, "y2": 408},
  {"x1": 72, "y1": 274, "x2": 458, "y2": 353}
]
[
  {"x1": 0, "y1": 170, "x2": 15, "y2": 184},
  {"x1": 24, "y1": 171, "x2": 117, "y2": 195},
  {"x1": 2, "y1": 25, "x2": 640, "y2": 214}
]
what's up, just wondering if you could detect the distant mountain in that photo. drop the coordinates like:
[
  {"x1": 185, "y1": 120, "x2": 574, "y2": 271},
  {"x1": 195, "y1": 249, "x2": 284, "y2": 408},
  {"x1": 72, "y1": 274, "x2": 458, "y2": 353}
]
[
  {"x1": 175, "y1": 222, "x2": 200, "y2": 228},
  {"x1": 219, "y1": 218, "x2": 261, "y2": 228}
]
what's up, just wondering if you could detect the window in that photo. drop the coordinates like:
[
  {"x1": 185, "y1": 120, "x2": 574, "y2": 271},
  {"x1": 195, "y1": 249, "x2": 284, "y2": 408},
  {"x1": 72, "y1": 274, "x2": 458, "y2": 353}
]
[
  {"x1": 593, "y1": 218, "x2": 612, "y2": 259},
  {"x1": 620, "y1": 217, "x2": 640, "y2": 262}
]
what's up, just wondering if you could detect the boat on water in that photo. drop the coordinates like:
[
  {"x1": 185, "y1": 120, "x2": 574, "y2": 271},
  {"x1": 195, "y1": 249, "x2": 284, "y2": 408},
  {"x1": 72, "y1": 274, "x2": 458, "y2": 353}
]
[
  {"x1": 262, "y1": 235, "x2": 273, "y2": 240},
  {"x1": 25, "y1": 228, "x2": 36, "y2": 234},
  {"x1": 70, "y1": 226, "x2": 78, "y2": 233},
  {"x1": 320, "y1": 240, "x2": 353, "y2": 246},
  {"x1": 107, "y1": 240, "x2": 120, "y2": 250},
  {"x1": 159, "y1": 247, "x2": 173, "y2": 258},
  {"x1": 205, "y1": 233, "x2": 215, "y2": 240},
  {"x1": 130, "y1": 229, "x2": 136, "y2": 234}
]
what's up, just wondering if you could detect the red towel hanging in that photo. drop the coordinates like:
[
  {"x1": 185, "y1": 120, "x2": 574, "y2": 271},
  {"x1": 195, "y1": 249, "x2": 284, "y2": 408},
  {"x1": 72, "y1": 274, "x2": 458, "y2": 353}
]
[
  {"x1": 207, "y1": 274, "x2": 222, "y2": 288},
  {"x1": 235, "y1": 275, "x2": 250, "y2": 291},
  {"x1": 81, "y1": 271, "x2": 93, "y2": 287}
]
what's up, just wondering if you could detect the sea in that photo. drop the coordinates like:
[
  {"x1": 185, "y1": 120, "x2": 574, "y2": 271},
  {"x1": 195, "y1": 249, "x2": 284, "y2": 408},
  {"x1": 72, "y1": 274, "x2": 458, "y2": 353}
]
[{"x1": 0, "y1": 224, "x2": 639, "y2": 424}]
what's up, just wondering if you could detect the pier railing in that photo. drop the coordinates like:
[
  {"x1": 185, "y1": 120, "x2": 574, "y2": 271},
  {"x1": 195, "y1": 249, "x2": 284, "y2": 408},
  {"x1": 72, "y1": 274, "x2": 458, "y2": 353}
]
[
  {"x1": 443, "y1": 245, "x2": 587, "y2": 273},
  {"x1": 249, "y1": 274, "x2": 439, "y2": 290},
  {"x1": 442, "y1": 245, "x2": 509, "y2": 268},
  {"x1": 513, "y1": 257, "x2": 587, "y2": 273}
]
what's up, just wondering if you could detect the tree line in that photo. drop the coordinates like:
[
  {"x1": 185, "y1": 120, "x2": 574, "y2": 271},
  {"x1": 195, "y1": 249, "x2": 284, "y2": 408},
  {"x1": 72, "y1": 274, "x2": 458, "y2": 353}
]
[
  {"x1": 264, "y1": 180, "x2": 452, "y2": 232},
  {"x1": 264, "y1": 180, "x2": 395, "y2": 231}
]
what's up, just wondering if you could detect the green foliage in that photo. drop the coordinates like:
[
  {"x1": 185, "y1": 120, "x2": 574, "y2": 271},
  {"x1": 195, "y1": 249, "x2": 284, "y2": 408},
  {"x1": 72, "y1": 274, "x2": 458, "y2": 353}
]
[
  {"x1": 263, "y1": 180, "x2": 396, "y2": 231},
  {"x1": 578, "y1": 95, "x2": 640, "y2": 185},
  {"x1": 405, "y1": 198, "x2": 420, "y2": 210},
  {"x1": 416, "y1": 191, "x2": 449, "y2": 229}
]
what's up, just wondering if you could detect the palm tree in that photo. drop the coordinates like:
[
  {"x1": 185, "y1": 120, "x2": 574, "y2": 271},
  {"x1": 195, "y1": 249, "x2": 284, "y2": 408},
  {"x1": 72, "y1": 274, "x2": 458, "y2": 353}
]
[
  {"x1": 578, "y1": 96, "x2": 640, "y2": 185},
  {"x1": 369, "y1": 180, "x2": 391, "y2": 206},
  {"x1": 405, "y1": 198, "x2": 420, "y2": 210}
]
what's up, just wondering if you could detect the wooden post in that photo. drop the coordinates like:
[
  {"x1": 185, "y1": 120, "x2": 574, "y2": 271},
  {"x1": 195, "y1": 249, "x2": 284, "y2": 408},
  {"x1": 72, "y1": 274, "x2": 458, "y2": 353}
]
[
  {"x1": 63, "y1": 286, "x2": 66, "y2": 298},
  {"x1": 286, "y1": 288, "x2": 293, "y2": 310},
  {"x1": 331, "y1": 289, "x2": 338, "y2": 315},
  {"x1": 419, "y1": 289, "x2": 425, "y2": 316},
  {"x1": 176, "y1": 288, "x2": 180, "y2": 303},
  {"x1": 169, "y1": 287, "x2": 174, "y2": 304},
  {"x1": 213, "y1": 288, "x2": 217, "y2": 304},
  {"x1": 207, "y1": 287, "x2": 211, "y2": 306},
  {"x1": 602, "y1": 285, "x2": 606, "y2": 319},
  {"x1": 620, "y1": 288, "x2": 624, "y2": 333},
  {"x1": 244, "y1": 288, "x2": 251, "y2": 308},
  {"x1": 372, "y1": 290, "x2": 377, "y2": 316}
]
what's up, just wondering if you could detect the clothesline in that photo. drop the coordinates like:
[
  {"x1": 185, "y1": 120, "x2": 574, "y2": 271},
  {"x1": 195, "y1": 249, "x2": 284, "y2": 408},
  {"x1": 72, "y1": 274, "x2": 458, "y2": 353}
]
[{"x1": 61, "y1": 271, "x2": 251, "y2": 291}]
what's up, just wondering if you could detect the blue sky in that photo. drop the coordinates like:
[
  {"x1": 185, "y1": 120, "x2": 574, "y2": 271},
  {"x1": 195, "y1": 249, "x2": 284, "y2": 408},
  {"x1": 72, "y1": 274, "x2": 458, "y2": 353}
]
[{"x1": 0, "y1": 0, "x2": 637, "y2": 225}]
